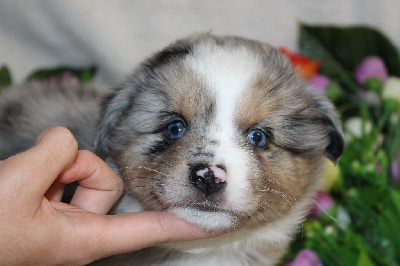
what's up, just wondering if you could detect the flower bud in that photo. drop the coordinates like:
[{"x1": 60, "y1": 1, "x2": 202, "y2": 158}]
[
  {"x1": 344, "y1": 117, "x2": 372, "y2": 141},
  {"x1": 383, "y1": 77, "x2": 400, "y2": 103},
  {"x1": 287, "y1": 248, "x2": 322, "y2": 266},
  {"x1": 354, "y1": 56, "x2": 388, "y2": 85},
  {"x1": 309, "y1": 191, "x2": 334, "y2": 219},
  {"x1": 48, "y1": 71, "x2": 78, "y2": 84},
  {"x1": 309, "y1": 74, "x2": 330, "y2": 94},
  {"x1": 392, "y1": 159, "x2": 399, "y2": 184},
  {"x1": 365, "y1": 77, "x2": 384, "y2": 93},
  {"x1": 325, "y1": 82, "x2": 342, "y2": 102}
]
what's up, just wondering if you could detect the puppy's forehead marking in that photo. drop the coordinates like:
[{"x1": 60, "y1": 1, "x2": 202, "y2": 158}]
[
  {"x1": 181, "y1": 41, "x2": 264, "y2": 210},
  {"x1": 186, "y1": 43, "x2": 264, "y2": 130}
]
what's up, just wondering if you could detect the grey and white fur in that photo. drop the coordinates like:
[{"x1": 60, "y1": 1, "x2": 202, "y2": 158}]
[{"x1": 0, "y1": 33, "x2": 344, "y2": 265}]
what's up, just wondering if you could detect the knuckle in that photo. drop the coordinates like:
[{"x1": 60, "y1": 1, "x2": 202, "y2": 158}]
[{"x1": 154, "y1": 212, "x2": 171, "y2": 244}]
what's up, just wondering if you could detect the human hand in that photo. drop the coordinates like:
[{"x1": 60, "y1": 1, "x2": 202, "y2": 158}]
[{"x1": 0, "y1": 127, "x2": 213, "y2": 265}]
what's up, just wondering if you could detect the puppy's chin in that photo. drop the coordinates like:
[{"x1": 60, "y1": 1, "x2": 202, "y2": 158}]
[{"x1": 169, "y1": 207, "x2": 237, "y2": 232}]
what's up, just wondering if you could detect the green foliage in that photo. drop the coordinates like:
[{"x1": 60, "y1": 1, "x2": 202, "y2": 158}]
[
  {"x1": 283, "y1": 25, "x2": 400, "y2": 266},
  {"x1": 0, "y1": 65, "x2": 12, "y2": 89},
  {"x1": 25, "y1": 66, "x2": 97, "y2": 83},
  {"x1": 300, "y1": 24, "x2": 400, "y2": 79}
]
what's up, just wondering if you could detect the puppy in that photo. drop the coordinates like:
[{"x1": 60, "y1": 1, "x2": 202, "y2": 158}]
[{"x1": 0, "y1": 33, "x2": 344, "y2": 265}]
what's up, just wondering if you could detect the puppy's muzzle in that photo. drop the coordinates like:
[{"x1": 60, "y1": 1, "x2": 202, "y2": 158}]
[{"x1": 190, "y1": 164, "x2": 227, "y2": 196}]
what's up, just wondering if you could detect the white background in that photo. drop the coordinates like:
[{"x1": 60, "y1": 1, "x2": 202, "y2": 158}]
[{"x1": 0, "y1": 0, "x2": 399, "y2": 85}]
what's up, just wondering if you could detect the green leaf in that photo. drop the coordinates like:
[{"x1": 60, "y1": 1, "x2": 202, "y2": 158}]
[
  {"x1": 0, "y1": 65, "x2": 12, "y2": 88},
  {"x1": 299, "y1": 24, "x2": 400, "y2": 100},
  {"x1": 300, "y1": 26, "x2": 349, "y2": 77},
  {"x1": 358, "y1": 187, "x2": 384, "y2": 207},
  {"x1": 287, "y1": 24, "x2": 400, "y2": 266},
  {"x1": 25, "y1": 66, "x2": 97, "y2": 83},
  {"x1": 334, "y1": 232, "x2": 362, "y2": 265},
  {"x1": 389, "y1": 189, "x2": 400, "y2": 213},
  {"x1": 357, "y1": 250, "x2": 375, "y2": 266},
  {"x1": 300, "y1": 24, "x2": 400, "y2": 76}
]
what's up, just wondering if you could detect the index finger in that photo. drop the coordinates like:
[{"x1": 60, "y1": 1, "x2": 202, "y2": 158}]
[
  {"x1": 57, "y1": 150, "x2": 124, "y2": 214},
  {"x1": 72, "y1": 211, "x2": 219, "y2": 263},
  {"x1": 1, "y1": 127, "x2": 78, "y2": 203}
]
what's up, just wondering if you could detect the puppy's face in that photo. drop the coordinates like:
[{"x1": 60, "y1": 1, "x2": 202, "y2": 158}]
[{"x1": 97, "y1": 34, "x2": 344, "y2": 231}]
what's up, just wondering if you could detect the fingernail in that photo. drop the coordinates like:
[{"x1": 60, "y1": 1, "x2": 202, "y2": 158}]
[{"x1": 34, "y1": 129, "x2": 50, "y2": 145}]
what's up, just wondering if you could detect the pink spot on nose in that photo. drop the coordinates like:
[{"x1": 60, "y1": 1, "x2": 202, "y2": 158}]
[
  {"x1": 210, "y1": 166, "x2": 227, "y2": 183},
  {"x1": 196, "y1": 165, "x2": 227, "y2": 183}
]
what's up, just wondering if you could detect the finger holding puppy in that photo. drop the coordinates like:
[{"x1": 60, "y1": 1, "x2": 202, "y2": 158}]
[
  {"x1": 57, "y1": 149, "x2": 124, "y2": 214},
  {"x1": 0, "y1": 127, "x2": 217, "y2": 265},
  {"x1": 0, "y1": 127, "x2": 77, "y2": 212}
]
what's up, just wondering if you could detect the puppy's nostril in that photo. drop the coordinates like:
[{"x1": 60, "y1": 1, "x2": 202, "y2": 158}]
[{"x1": 190, "y1": 164, "x2": 226, "y2": 196}]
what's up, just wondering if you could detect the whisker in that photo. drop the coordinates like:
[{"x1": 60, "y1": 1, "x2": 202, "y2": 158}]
[
  {"x1": 128, "y1": 165, "x2": 167, "y2": 177},
  {"x1": 158, "y1": 157, "x2": 174, "y2": 167},
  {"x1": 255, "y1": 187, "x2": 295, "y2": 208},
  {"x1": 262, "y1": 203, "x2": 283, "y2": 218},
  {"x1": 262, "y1": 179, "x2": 298, "y2": 201},
  {"x1": 253, "y1": 209, "x2": 271, "y2": 224}
]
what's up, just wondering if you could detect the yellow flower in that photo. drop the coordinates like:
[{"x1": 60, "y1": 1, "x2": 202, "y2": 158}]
[{"x1": 321, "y1": 158, "x2": 342, "y2": 192}]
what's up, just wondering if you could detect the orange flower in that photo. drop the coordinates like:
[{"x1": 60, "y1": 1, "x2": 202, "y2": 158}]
[{"x1": 279, "y1": 48, "x2": 320, "y2": 79}]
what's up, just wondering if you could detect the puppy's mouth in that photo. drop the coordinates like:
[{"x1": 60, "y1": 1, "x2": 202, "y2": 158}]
[
  {"x1": 126, "y1": 163, "x2": 240, "y2": 231},
  {"x1": 161, "y1": 191, "x2": 238, "y2": 232},
  {"x1": 164, "y1": 165, "x2": 239, "y2": 231},
  {"x1": 189, "y1": 199, "x2": 224, "y2": 211},
  {"x1": 168, "y1": 206, "x2": 238, "y2": 232}
]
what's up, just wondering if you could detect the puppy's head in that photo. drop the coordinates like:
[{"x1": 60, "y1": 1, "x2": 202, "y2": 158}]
[{"x1": 96, "y1": 33, "x2": 344, "y2": 231}]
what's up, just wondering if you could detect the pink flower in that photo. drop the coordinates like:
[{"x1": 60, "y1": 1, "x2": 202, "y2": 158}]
[
  {"x1": 309, "y1": 74, "x2": 330, "y2": 94},
  {"x1": 287, "y1": 248, "x2": 323, "y2": 266},
  {"x1": 376, "y1": 163, "x2": 382, "y2": 174},
  {"x1": 48, "y1": 72, "x2": 76, "y2": 84},
  {"x1": 392, "y1": 159, "x2": 399, "y2": 184},
  {"x1": 354, "y1": 56, "x2": 388, "y2": 85},
  {"x1": 309, "y1": 191, "x2": 334, "y2": 219}
]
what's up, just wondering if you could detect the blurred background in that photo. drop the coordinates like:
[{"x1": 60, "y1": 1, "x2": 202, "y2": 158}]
[
  {"x1": 1, "y1": 1, "x2": 400, "y2": 265},
  {"x1": 0, "y1": 0, "x2": 399, "y2": 85}
]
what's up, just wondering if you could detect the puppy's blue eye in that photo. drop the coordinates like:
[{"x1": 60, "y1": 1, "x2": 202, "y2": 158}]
[
  {"x1": 247, "y1": 129, "x2": 267, "y2": 147},
  {"x1": 166, "y1": 120, "x2": 186, "y2": 140}
]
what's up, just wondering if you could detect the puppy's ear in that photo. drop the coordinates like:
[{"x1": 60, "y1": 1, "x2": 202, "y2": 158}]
[
  {"x1": 314, "y1": 97, "x2": 344, "y2": 163},
  {"x1": 95, "y1": 86, "x2": 132, "y2": 159}
]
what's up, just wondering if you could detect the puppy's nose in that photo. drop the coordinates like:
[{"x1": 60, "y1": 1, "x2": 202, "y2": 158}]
[{"x1": 190, "y1": 164, "x2": 227, "y2": 196}]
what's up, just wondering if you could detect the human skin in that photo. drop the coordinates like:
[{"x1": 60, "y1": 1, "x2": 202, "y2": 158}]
[{"x1": 0, "y1": 127, "x2": 215, "y2": 265}]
